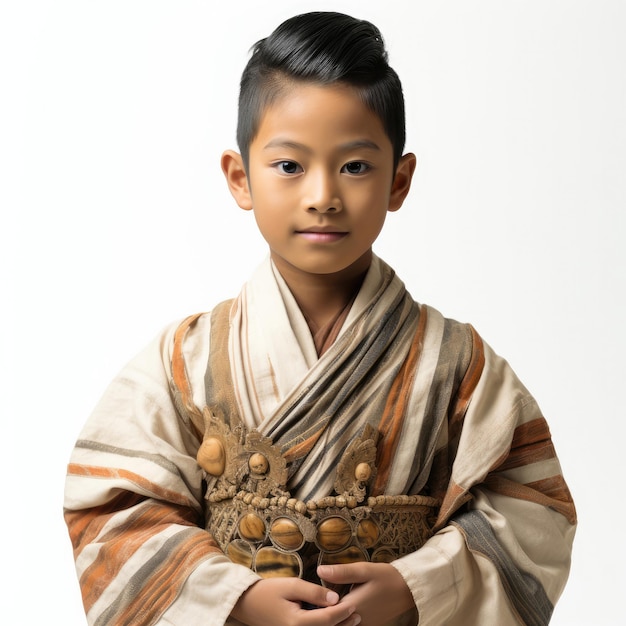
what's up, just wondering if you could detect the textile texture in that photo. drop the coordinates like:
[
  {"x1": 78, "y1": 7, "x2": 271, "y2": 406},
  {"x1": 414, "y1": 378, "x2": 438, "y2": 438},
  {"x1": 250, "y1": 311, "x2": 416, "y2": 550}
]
[{"x1": 64, "y1": 256, "x2": 576, "y2": 625}]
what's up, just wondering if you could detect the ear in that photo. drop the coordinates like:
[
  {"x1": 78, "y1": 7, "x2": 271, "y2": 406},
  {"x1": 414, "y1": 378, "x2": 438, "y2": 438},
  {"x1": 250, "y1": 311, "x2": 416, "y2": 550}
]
[
  {"x1": 388, "y1": 152, "x2": 417, "y2": 213},
  {"x1": 221, "y1": 150, "x2": 253, "y2": 211}
]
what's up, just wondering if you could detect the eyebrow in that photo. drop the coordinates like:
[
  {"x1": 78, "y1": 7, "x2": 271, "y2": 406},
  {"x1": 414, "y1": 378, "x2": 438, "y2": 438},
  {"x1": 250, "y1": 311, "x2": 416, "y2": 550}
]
[{"x1": 262, "y1": 139, "x2": 382, "y2": 153}]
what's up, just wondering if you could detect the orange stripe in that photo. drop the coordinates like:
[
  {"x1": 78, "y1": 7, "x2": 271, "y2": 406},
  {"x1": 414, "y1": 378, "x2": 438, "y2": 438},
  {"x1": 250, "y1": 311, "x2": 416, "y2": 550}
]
[
  {"x1": 116, "y1": 531, "x2": 217, "y2": 625},
  {"x1": 373, "y1": 307, "x2": 427, "y2": 494},
  {"x1": 484, "y1": 474, "x2": 576, "y2": 525},
  {"x1": 527, "y1": 474, "x2": 575, "y2": 507},
  {"x1": 496, "y1": 418, "x2": 556, "y2": 472},
  {"x1": 498, "y1": 440, "x2": 556, "y2": 472},
  {"x1": 171, "y1": 313, "x2": 205, "y2": 438},
  {"x1": 67, "y1": 463, "x2": 198, "y2": 510},
  {"x1": 434, "y1": 480, "x2": 473, "y2": 531},
  {"x1": 64, "y1": 491, "x2": 145, "y2": 556},
  {"x1": 510, "y1": 416, "x2": 551, "y2": 449},
  {"x1": 79, "y1": 501, "x2": 202, "y2": 612},
  {"x1": 283, "y1": 433, "x2": 321, "y2": 463},
  {"x1": 485, "y1": 416, "x2": 576, "y2": 524},
  {"x1": 429, "y1": 328, "x2": 485, "y2": 523}
]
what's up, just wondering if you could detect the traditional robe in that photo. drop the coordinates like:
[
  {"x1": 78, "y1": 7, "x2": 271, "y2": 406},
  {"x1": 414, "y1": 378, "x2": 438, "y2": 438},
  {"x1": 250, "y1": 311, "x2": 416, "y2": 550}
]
[{"x1": 64, "y1": 256, "x2": 576, "y2": 625}]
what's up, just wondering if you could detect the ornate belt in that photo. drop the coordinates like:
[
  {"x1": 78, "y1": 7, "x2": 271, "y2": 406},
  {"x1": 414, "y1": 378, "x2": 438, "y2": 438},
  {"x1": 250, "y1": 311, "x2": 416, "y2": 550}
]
[{"x1": 197, "y1": 410, "x2": 439, "y2": 593}]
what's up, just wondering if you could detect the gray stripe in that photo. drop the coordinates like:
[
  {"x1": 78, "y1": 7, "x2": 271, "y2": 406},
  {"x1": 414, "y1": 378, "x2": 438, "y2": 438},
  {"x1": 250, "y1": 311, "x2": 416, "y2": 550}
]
[
  {"x1": 407, "y1": 319, "x2": 474, "y2": 494},
  {"x1": 279, "y1": 296, "x2": 417, "y2": 492},
  {"x1": 291, "y1": 318, "x2": 416, "y2": 499},
  {"x1": 94, "y1": 527, "x2": 201, "y2": 626},
  {"x1": 454, "y1": 510, "x2": 553, "y2": 626},
  {"x1": 75, "y1": 439, "x2": 183, "y2": 478},
  {"x1": 267, "y1": 285, "x2": 410, "y2": 446}
]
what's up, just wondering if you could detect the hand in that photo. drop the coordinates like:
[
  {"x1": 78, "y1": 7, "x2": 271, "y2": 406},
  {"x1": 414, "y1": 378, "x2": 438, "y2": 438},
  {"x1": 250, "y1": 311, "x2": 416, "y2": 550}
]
[
  {"x1": 318, "y1": 562, "x2": 416, "y2": 626},
  {"x1": 231, "y1": 577, "x2": 362, "y2": 626}
]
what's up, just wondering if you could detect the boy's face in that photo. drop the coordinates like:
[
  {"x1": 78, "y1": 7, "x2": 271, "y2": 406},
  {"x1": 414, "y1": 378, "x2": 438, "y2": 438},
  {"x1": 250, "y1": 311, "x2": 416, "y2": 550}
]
[{"x1": 224, "y1": 82, "x2": 415, "y2": 282}]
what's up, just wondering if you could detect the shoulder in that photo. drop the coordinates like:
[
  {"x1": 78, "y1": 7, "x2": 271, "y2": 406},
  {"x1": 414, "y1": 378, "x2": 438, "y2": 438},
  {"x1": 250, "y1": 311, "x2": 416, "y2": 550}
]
[
  {"x1": 418, "y1": 303, "x2": 479, "y2": 370},
  {"x1": 170, "y1": 299, "x2": 236, "y2": 363},
  {"x1": 119, "y1": 309, "x2": 218, "y2": 389},
  {"x1": 418, "y1": 303, "x2": 532, "y2": 406}
]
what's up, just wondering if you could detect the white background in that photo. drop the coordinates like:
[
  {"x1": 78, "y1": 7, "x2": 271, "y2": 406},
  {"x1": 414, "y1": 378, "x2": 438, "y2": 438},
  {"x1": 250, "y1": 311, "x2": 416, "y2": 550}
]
[{"x1": 2, "y1": 1, "x2": 624, "y2": 624}]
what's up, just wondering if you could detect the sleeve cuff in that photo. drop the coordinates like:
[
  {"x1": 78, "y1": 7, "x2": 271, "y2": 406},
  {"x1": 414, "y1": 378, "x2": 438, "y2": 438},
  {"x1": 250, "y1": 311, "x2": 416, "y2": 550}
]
[
  {"x1": 159, "y1": 553, "x2": 261, "y2": 626},
  {"x1": 391, "y1": 526, "x2": 466, "y2": 626}
]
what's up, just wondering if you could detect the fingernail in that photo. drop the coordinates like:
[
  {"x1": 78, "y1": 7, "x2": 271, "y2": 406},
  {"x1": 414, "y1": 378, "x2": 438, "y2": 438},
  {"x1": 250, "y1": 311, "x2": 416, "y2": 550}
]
[
  {"x1": 353, "y1": 614, "x2": 362, "y2": 625},
  {"x1": 326, "y1": 590, "x2": 339, "y2": 604}
]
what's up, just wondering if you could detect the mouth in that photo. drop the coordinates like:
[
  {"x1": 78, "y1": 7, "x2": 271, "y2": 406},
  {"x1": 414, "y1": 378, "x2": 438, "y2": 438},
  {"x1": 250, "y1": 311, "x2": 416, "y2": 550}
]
[{"x1": 295, "y1": 226, "x2": 348, "y2": 243}]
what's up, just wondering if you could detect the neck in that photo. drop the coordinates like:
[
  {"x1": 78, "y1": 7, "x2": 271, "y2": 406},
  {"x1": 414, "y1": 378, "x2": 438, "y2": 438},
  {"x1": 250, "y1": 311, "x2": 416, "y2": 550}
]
[{"x1": 271, "y1": 252, "x2": 372, "y2": 330}]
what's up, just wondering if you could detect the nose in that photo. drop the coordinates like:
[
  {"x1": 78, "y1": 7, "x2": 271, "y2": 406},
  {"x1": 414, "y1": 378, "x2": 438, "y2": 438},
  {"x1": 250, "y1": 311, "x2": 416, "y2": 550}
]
[{"x1": 304, "y1": 169, "x2": 342, "y2": 213}]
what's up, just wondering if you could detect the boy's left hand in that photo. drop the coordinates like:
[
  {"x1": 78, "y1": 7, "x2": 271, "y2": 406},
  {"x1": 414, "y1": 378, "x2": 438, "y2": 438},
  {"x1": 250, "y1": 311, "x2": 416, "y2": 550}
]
[{"x1": 317, "y1": 562, "x2": 416, "y2": 626}]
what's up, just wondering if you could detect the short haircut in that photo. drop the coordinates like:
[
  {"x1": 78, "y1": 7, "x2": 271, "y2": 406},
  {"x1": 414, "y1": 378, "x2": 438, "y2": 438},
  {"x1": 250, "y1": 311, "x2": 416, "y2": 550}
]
[{"x1": 237, "y1": 12, "x2": 406, "y2": 170}]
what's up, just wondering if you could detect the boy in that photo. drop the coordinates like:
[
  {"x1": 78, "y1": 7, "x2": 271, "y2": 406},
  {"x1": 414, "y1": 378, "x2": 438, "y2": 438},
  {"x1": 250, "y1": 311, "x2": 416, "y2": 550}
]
[{"x1": 64, "y1": 11, "x2": 576, "y2": 626}]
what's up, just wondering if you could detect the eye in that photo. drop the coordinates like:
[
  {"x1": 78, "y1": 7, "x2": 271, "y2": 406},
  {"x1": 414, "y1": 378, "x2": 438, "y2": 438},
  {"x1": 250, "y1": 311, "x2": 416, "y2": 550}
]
[
  {"x1": 275, "y1": 161, "x2": 302, "y2": 175},
  {"x1": 342, "y1": 161, "x2": 370, "y2": 175}
]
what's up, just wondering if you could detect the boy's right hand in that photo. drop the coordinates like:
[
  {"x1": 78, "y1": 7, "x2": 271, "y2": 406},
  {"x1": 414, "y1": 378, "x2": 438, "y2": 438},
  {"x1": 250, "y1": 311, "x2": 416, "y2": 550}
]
[{"x1": 230, "y1": 577, "x2": 361, "y2": 626}]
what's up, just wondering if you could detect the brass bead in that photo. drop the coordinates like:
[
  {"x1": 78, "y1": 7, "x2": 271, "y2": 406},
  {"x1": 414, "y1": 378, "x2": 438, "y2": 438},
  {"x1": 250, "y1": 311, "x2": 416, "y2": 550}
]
[
  {"x1": 319, "y1": 545, "x2": 367, "y2": 567},
  {"x1": 255, "y1": 547, "x2": 302, "y2": 578},
  {"x1": 238, "y1": 513, "x2": 266, "y2": 542},
  {"x1": 270, "y1": 517, "x2": 304, "y2": 551},
  {"x1": 355, "y1": 462, "x2": 372, "y2": 482},
  {"x1": 317, "y1": 516, "x2": 352, "y2": 552},
  {"x1": 226, "y1": 539, "x2": 254, "y2": 568},
  {"x1": 197, "y1": 437, "x2": 225, "y2": 476},
  {"x1": 248, "y1": 453, "x2": 269, "y2": 475},
  {"x1": 371, "y1": 547, "x2": 395, "y2": 563},
  {"x1": 356, "y1": 518, "x2": 380, "y2": 549}
]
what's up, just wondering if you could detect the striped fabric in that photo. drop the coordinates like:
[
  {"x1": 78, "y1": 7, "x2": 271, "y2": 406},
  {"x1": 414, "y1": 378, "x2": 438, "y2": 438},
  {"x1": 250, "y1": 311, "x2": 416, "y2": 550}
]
[{"x1": 64, "y1": 256, "x2": 575, "y2": 625}]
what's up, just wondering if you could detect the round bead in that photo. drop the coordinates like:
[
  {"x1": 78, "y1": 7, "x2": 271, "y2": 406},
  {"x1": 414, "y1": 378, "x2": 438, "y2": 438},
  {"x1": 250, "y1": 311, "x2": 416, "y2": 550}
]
[
  {"x1": 226, "y1": 539, "x2": 254, "y2": 569},
  {"x1": 238, "y1": 513, "x2": 266, "y2": 542},
  {"x1": 356, "y1": 518, "x2": 380, "y2": 549},
  {"x1": 355, "y1": 462, "x2": 372, "y2": 482},
  {"x1": 255, "y1": 547, "x2": 302, "y2": 578},
  {"x1": 270, "y1": 517, "x2": 304, "y2": 551},
  {"x1": 196, "y1": 437, "x2": 225, "y2": 476},
  {"x1": 248, "y1": 453, "x2": 269, "y2": 475},
  {"x1": 371, "y1": 547, "x2": 395, "y2": 563},
  {"x1": 319, "y1": 545, "x2": 367, "y2": 567},
  {"x1": 316, "y1": 516, "x2": 352, "y2": 552}
]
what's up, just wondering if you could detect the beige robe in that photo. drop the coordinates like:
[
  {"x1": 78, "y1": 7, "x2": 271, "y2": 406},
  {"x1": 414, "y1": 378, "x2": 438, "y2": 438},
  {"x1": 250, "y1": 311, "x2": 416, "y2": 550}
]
[{"x1": 64, "y1": 256, "x2": 576, "y2": 625}]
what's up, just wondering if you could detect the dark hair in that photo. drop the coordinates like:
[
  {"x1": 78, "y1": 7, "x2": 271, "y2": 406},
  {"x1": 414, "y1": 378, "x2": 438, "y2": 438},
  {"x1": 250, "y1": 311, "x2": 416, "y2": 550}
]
[{"x1": 237, "y1": 12, "x2": 406, "y2": 170}]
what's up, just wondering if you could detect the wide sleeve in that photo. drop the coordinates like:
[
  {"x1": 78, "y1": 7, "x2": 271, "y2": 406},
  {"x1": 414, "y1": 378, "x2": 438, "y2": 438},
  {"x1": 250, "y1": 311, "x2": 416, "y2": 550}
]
[
  {"x1": 63, "y1": 316, "x2": 260, "y2": 626},
  {"x1": 391, "y1": 341, "x2": 576, "y2": 625}
]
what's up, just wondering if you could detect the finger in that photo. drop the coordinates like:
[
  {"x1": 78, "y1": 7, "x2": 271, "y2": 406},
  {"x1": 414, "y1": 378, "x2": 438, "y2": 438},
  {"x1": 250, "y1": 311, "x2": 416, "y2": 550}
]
[
  {"x1": 303, "y1": 603, "x2": 360, "y2": 626},
  {"x1": 317, "y1": 562, "x2": 370, "y2": 584},
  {"x1": 287, "y1": 591, "x2": 359, "y2": 626},
  {"x1": 289, "y1": 579, "x2": 340, "y2": 608},
  {"x1": 336, "y1": 611, "x2": 362, "y2": 626}
]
